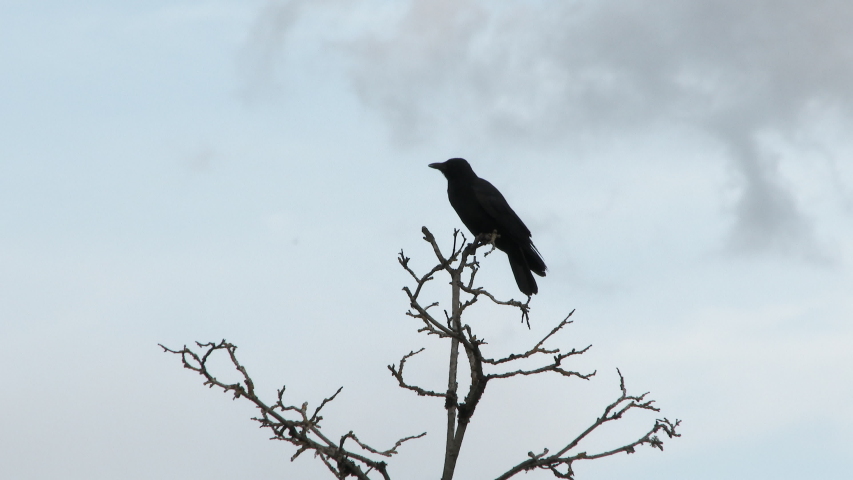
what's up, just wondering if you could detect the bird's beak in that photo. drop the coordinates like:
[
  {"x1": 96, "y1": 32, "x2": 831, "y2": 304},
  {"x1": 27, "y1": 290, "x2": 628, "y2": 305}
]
[{"x1": 428, "y1": 162, "x2": 444, "y2": 171}]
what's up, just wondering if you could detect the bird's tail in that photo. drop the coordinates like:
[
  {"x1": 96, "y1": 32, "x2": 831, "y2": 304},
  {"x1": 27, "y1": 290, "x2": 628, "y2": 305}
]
[
  {"x1": 523, "y1": 242, "x2": 547, "y2": 277},
  {"x1": 507, "y1": 245, "x2": 539, "y2": 296}
]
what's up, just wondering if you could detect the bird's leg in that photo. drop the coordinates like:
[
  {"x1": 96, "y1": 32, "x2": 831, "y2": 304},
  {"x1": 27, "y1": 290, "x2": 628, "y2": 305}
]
[{"x1": 511, "y1": 294, "x2": 533, "y2": 328}]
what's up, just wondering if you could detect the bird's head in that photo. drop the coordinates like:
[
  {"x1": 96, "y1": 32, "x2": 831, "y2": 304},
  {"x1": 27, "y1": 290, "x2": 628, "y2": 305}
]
[{"x1": 428, "y1": 158, "x2": 476, "y2": 180}]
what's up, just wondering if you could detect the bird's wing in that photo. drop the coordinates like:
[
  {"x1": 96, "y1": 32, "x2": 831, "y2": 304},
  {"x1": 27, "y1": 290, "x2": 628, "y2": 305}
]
[{"x1": 472, "y1": 178, "x2": 532, "y2": 240}]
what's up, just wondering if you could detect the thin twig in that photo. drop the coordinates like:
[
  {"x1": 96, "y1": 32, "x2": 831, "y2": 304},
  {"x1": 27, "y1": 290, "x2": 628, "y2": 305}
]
[
  {"x1": 493, "y1": 370, "x2": 681, "y2": 480},
  {"x1": 160, "y1": 341, "x2": 421, "y2": 480},
  {"x1": 388, "y1": 349, "x2": 446, "y2": 398}
]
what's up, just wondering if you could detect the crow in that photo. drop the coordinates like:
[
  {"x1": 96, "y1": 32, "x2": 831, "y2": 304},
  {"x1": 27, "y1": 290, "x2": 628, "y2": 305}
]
[{"x1": 429, "y1": 158, "x2": 546, "y2": 296}]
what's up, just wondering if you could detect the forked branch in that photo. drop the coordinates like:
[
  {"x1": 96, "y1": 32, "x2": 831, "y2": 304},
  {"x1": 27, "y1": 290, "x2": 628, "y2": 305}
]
[
  {"x1": 163, "y1": 227, "x2": 679, "y2": 480},
  {"x1": 494, "y1": 370, "x2": 681, "y2": 480},
  {"x1": 160, "y1": 340, "x2": 424, "y2": 480},
  {"x1": 395, "y1": 229, "x2": 679, "y2": 480}
]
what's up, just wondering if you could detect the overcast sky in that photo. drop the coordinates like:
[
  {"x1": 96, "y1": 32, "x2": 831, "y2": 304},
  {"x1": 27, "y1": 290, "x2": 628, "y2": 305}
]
[{"x1": 2, "y1": 1, "x2": 852, "y2": 479}]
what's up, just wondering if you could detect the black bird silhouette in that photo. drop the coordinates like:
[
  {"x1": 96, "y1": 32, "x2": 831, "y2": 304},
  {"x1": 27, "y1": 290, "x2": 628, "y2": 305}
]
[{"x1": 429, "y1": 158, "x2": 546, "y2": 295}]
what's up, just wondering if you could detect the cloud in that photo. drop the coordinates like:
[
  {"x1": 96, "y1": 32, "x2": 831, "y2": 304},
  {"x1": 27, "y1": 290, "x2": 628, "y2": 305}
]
[
  {"x1": 236, "y1": 0, "x2": 306, "y2": 102},
  {"x1": 239, "y1": 0, "x2": 853, "y2": 256},
  {"x1": 724, "y1": 136, "x2": 821, "y2": 258},
  {"x1": 345, "y1": 2, "x2": 848, "y2": 131}
]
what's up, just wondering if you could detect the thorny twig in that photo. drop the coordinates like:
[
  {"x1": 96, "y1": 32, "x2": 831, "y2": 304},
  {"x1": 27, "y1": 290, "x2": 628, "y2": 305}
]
[
  {"x1": 388, "y1": 349, "x2": 445, "y2": 398},
  {"x1": 494, "y1": 370, "x2": 681, "y2": 480},
  {"x1": 162, "y1": 227, "x2": 679, "y2": 480},
  {"x1": 159, "y1": 340, "x2": 424, "y2": 480},
  {"x1": 395, "y1": 228, "x2": 680, "y2": 480}
]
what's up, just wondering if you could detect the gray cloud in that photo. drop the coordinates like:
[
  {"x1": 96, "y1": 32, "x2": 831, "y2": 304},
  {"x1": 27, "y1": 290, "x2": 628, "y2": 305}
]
[
  {"x1": 723, "y1": 134, "x2": 821, "y2": 258},
  {"x1": 240, "y1": 0, "x2": 853, "y2": 256},
  {"x1": 236, "y1": 0, "x2": 305, "y2": 102}
]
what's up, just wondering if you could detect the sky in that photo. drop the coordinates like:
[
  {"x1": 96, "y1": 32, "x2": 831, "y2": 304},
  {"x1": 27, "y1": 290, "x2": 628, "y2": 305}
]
[{"x1": 1, "y1": 1, "x2": 852, "y2": 479}]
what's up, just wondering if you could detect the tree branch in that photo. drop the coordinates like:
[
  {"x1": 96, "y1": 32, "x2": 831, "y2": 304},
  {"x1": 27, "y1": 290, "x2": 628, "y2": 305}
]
[
  {"x1": 160, "y1": 340, "x2": 423, "y2": 480},
  {"x1": 164, "y1": 227, "x2": 679, "y2": 480},
  {"x1": 483, "y1": 311, "x2": 576, "y2": 365},
  {"x1": 396, "y1": 229, "x2": 605, "y2": 480},
  {"x1": 494, "y1": 370, "x2": 682, "y2": 480},
  {"x1": 388, "y1": 349, "x2": 446, "y2": 398}
]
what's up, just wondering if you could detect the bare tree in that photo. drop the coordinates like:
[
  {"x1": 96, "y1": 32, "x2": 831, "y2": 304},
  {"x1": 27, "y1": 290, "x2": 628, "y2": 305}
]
[{"x1": 162, "y1": 227, "x2": 680, "y2": 479}]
